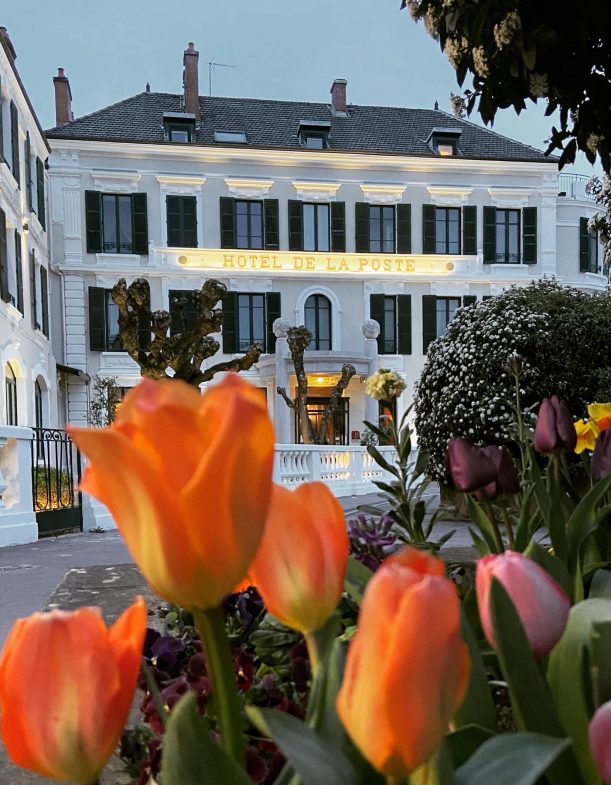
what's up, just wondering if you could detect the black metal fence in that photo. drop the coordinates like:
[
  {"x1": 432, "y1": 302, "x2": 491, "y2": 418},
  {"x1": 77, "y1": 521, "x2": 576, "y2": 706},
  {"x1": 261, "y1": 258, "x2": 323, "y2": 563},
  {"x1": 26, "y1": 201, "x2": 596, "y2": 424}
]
[{"x1": 31, "y1": 428, "x2": 82, "y2": 536}]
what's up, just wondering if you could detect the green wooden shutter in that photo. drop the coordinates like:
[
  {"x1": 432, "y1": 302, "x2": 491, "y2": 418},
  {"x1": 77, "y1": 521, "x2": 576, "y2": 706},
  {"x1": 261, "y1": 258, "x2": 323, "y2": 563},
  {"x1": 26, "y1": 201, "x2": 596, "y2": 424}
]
[
  {"x1": 369, "y1": 294, "x2": 385, "y2": 353},
  {"x1": 397, "y1": 204, "x2": 412, "y2": 253},
  {"x1": 25, "y1": 133, "x2": 32, "y2": 211},
  {"x1": 40, "y1": 266, "x2": 49, "y2": 337},
  {"x1": 483, "y1": 295, "x2": 493, "y2": 301},
  {"x1": 265, "y1": 292, "x2": 281, "y2": 353},
  {"x1": 132, "y1": 193, "x2": 148, "y2": 255},
  {"x1": 331, "y1": 202, "x2": 346, "y2": 252},
  {"x1": 288, "y1": 200, "x2": 303, "y2": 251},
  {"x1": 30, "y1": 251, "x2": 38, "y2": 328},
  {"x1": 166, "y1": 196, "x2": 181, "y2": 247},
  {"x1": 0, "y1": 77, "x2": 3, "y2": 162},
  {"x1": 182, "y1": 196, "x2": 197, "y2": 247},
  {"x1": 397, "y1": 294, "x2": 412, "y2": 355},
  {"x1": 422, "y1": 295, "x2": 437, "y2": 353},
  {"x1": 422, "y1": 205, "x2": 436, "y2": 253},
  {"x1": 0, "y1": 208, "x2": 8, "y2": 303},
  {"x1": 10, "y1": 101, "x2": 19, "y2": 187},
  {"x1": 264, "y1": 199, "x2": 279, "y2": 250},
  {"x1": 355, "y1": 202, "x2": 370, "y2": 252},
  {"x1": 579, "y1": 217, "x2": 590, "y2": 272},
  {"x1": 463, "y1": 206, "x2": 477, "y2": 254},
  {"x1": 167, "y1": 196, "x2": 196, "y2": 248},
  {"x1": 462, "y1": 295, "x2": 477, "y2": 307},
  {"x1": 85, "y1": 191, "x2": 102, "y2": 253},
  {"x1": 222, "y1": 291, "x2": 238, "y2": 353},
  {"x1": 220, "y1": 198, "x2": 235, "y2": 248},
  {"x1": 483, "y1": 207, "x2": 496, "y2": 263},
  {"x1": 14, "y1": 231, "x2": 23, "y2": 314},
  {"x1": 36, "y1": 158, "x2": 46, "y2": 230},
  {"x1": 169, "y1": 290, "x2": 198, "y2": 336},
  {"x1": 88, "y1": 286, "x2": 106, "y2": 351},
  {"x1": 522, "y1": 207, "x2": 537, "y2": 264}
]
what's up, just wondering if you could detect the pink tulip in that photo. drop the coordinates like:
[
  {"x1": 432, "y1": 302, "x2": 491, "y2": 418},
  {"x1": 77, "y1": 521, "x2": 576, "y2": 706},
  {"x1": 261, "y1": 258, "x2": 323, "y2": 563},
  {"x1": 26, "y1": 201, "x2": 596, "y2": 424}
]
[
  {"x1": 476, "y1": 551, "x2": 570, "y2": 657},
  {"x1": 590, "y1": 701, "x2": 611, "y2": 784}
]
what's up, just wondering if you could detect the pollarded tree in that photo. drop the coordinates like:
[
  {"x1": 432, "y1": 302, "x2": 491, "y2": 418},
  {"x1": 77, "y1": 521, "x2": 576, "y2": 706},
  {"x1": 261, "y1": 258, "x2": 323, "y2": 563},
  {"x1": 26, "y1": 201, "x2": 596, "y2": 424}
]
[
  {"x1": 402, "y1": 0, "x2": 611, "y2": 172},
  {"x1": 111, "y1": 277, "x2": 261, "y2": 388}
]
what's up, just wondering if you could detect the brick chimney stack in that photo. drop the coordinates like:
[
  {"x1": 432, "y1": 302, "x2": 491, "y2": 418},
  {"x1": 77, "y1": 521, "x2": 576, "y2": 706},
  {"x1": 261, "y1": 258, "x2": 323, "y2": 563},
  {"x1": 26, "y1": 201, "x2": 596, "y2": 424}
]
[
  {"x1": 183, "y1": 42, "x2": 200, "y2": 119},
  {"x1": 0, "y1": 27, "x2": 17, "y2": 60},
  {"x1": 53, "y1": 68, "x2": 73, "y2": 126},
  {"x1": 330, "y1": 78, "x2": 348, "y2": 116}
]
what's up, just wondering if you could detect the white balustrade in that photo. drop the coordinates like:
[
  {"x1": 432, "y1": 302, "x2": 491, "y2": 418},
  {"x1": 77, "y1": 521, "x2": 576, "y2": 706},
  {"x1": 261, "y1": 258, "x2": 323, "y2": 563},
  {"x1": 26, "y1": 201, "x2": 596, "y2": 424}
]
[
  {"x1": 0, "y1": 427, "x2": 38, "y2": 546},
  {"x1": 273, "y1": 444, "x2": 396, "y2": 496}
]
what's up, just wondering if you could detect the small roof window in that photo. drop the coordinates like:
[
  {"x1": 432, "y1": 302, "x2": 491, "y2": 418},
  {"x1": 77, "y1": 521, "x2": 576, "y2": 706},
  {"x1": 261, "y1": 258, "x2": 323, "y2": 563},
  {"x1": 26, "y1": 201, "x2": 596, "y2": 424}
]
[
  {"x1": 214, "y1": 130, "x2": 247, "y2": 144},
  {"x1": 299, "y1": 120, "x2": 331, "y2": 149},
  {"x1": 163, "y1": 112, "x2": 196, "y2": 143},
  {"x1": 427, "y1": 127, "x2": 462, "y2": 157}
]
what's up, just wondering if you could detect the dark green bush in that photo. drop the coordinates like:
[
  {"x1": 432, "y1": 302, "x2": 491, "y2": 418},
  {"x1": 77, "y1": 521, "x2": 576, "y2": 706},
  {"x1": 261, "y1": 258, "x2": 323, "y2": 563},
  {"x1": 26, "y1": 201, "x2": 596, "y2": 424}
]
[{"x1": 414, "y1": 280, "x2": 611, "y2": 481}]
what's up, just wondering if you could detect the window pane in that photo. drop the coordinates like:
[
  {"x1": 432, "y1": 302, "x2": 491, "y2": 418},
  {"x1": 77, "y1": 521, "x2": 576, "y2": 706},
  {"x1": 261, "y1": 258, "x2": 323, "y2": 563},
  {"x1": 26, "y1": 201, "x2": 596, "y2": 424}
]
[
  {"x1": 252, "y1": 295, "x2": 265, "y2": 344},
  {"x1": 496, "y1": 214, "x2": 506, "y2": 262},
  {"x1": 117, "y1": 196, "x2": 133, "y2": 253},
  {"x1": 102, "y1": 195, "x2": 117, "y2": 253},
  {"x1": 382, "y1": 209, "x2": 394, "y2": 253},
  {"x1": 303, "y1": 204, "x2": 315, "y2": 251},
  {"x1": 370, "y1": 209, "x2": 381, "y2": 253},
  {"x1": 384, "y1": 297, "x2": 396, "y2": 352},
  {"x1": 238, "y1": 295, "x2": 251, "y2": 351},
  {"x1": 508, "y1": 223, "x2": 519, "y2": 263},
  {"x1": 448, "y1": 210, "x2": 460, "y2": 254},
  {"x1": 236, "y1": 203, "x2": 249, "y2": 248},
  {"x1": 249, "y1": 203, "x2": 263, "y2": 249},
  {"x1": 105, "y1": 294, "x2": 122, "y2": 350},
  {"x1": 316, "y1": 205, "x2": 330, "y2": 252},
  {"x1": 435, "y1": 210, "x2": 446, "y2": 253},
  {"x1": 436, "y1": 299, "x2": 447, "y2": 337}
]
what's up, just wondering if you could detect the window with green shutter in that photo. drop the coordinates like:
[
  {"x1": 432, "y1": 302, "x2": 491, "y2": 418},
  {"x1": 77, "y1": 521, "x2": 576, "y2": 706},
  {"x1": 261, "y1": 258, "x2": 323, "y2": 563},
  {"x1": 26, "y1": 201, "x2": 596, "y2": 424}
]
[
  {"x1": 356, "y1": 204, "x2": 411, "y2": 254},
  {"x1": 36, "y1": 158, "x2": 46, "y2": 230},
  {"x1": 522, "y1": 207, "x2": 537, "y2": 264},
  {"x1": 422, "y1": 205, "x2": 436, "y2": 254},
  {"x1": 222, "y1": 291, "x2": 280, "y2": 353},
  {"x1": 40, "y1": 266, "x2": 49, "y2": 338},
  {"x1": 169, "y1": 289, "x2": 198, "y2": 335},
  {"x1": 580, "y1": 217, "x2": 598, "y2": 273},
  {"x1": 166, "y1": 196, "x2": 197, "y2": 247},
  {"x1": 30, "y1": 251, "x2": 38, "y2": 329},
  {"x1": 397, "y1": 204, "x2": 412, "y2": 254},
  {"x1": 84, "y1": 192, "x2": 148, "y2": 255},
  {"x1": 495, "y1": 209, "x2": 520, "y2": 264},
  {"x1": 219, "y1": 198, "x2": 280, "y2": 250},
  {"x1": 88, "y1": 287, "x2": 127, "y2": 351},
  {"x1": 369, "y1": 294, "x2": 412, "y2": 355},
  {"x1": 330, "y1": 202, "x2": 346, "y2": 252},
  {"x1": 14, "y1": 231, "x2": 23, "y2": 315},
  {"x1": 10, "y1": 101, "x2": 19, "y2": 187},
  {"x1": 463, "y1": 206, "x2": 477, "y2": 254},
  {"x1": 25, "y1": 132, "x2": 32, "y2": 212},
  {"x1": 422, "y1": 295, "x2": 461, "y2": 352},
  {"x1": 0, "y1": 208, "x2": 8, "y2": 303}
]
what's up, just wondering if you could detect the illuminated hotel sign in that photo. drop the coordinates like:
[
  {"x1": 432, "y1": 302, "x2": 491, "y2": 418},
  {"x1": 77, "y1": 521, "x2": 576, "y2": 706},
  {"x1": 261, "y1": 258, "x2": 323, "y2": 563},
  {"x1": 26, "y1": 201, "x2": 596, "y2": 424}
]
[{"x1": 173, "y1": 250, "x2": 466, "y2": 275}]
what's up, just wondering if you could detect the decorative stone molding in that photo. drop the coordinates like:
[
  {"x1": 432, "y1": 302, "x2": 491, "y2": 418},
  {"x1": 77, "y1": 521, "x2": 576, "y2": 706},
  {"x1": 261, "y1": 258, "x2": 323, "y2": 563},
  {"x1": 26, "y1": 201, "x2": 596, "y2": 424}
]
[
  {"x1": 362, "y1": 319, "x2": 380, "y2": 339},
  {"x1": 487, "y1": 188, "x2": 531, "y2": 208},
  {"x1": 292, "y1": 181, "x2": 341, "y2": 202},
  {"x1": 224, "y1": 178, "x2": 273, "y2": 198},
  {"x1": 273, "y1": 318, "x2": 291, "y2": 338},
  {"x1": 156, "y1": 175, "x2": 206, "y2": 196},
  {"x1": 359, "y1": 183, "x2": 406, "y2": 205},
  {"x1": 426, "y1": 186, "x2": 473, "y2": 207},
  {"x1": 91, "y1": 170, "x2": 141, "y2": 193}
]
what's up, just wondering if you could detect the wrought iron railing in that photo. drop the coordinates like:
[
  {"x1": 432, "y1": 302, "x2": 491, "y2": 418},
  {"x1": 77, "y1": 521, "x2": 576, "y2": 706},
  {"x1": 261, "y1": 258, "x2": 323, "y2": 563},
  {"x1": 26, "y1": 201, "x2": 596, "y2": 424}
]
[
  {"x1": 558, "y1": 173, "x2": 596, "y2": 201},
  {"x1": 31, "y1": 429, "x2": 82, "y2": 535}
]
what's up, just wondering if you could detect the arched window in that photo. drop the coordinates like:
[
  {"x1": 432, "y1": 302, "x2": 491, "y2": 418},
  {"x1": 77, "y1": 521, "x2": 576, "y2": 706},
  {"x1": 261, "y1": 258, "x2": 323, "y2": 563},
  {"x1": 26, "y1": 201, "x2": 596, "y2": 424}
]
[
  {"x1": 304, "y1": 294, "x2": 332, "y2": 351},
  {"x1": 35, "y1": 379, "x2": 43, "y2": 429},
  {"x1": 5, "y1": 362, "x2": 18, "y2": 426}
]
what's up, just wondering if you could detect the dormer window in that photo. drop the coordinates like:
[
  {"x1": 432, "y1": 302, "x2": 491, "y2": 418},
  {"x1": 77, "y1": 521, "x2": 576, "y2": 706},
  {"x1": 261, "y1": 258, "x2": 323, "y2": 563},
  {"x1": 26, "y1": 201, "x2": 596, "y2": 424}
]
[
  {"x1": 299, "y1": 120, "x2": 331, "y2": 149},
  {"x1": 214, "y1": 130, "x2": 247, "y2": 144},
  {"x1": 427, "y1": 127, "x2": 462, "y2": 157},
  {"x1": 163, "y1": 112, "x2": 196, "y2": 143}
]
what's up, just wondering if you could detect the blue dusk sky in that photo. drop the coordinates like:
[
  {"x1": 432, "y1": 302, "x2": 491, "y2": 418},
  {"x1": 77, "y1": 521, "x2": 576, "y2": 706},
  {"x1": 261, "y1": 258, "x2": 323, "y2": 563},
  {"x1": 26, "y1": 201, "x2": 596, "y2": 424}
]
[{"x1": 1, "y1": 0, "x2": 596, "y2": 174}]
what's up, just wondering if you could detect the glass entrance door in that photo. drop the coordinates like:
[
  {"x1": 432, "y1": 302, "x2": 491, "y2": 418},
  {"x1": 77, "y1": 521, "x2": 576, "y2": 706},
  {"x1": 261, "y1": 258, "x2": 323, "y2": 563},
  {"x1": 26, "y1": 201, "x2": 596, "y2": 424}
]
[{"x1": 295, "y1": 397, "x2": 349, "y2": 445}]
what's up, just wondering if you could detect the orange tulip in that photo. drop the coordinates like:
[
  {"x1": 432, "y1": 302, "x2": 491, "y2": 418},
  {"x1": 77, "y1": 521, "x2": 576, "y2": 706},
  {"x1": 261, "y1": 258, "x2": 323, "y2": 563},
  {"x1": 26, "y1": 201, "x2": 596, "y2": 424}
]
[
  {"x1": 0, "y1": 598, "x2": 146, "y2": 785},
  {"x1": 337, "y1": 546, "x2": 470, "y2": 778},
  {"x1": 70, "y1": 374, "x2": 275, "y2": 610},
  {"x1": 248, "y1": 482, "x2": 349, "y2": 634}
]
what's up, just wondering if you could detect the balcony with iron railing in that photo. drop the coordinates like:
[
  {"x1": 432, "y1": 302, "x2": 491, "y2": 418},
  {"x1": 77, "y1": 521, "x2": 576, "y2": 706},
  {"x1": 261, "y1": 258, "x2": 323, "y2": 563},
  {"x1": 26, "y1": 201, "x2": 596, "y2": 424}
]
[{"x1": 558, "y1": 173, "x2": 596, "y2": 201}]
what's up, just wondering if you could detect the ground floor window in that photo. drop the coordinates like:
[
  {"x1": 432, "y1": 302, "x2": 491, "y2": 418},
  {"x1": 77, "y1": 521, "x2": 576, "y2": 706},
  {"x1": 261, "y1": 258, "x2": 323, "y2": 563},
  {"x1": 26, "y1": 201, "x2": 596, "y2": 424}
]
[
  {"x1": 295, "y1": 397, "x2": 349, "y2": 445},
  {"x1": 5, "y1": 362, "x2": 18, "y2": 425}
]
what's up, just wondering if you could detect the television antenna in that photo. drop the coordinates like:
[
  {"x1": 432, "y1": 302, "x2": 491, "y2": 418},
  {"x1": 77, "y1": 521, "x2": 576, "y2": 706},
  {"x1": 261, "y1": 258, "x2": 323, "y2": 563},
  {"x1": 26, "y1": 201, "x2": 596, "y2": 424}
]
[{"x1": 208, "y1": 58, "x2": 236, "y2": 96}]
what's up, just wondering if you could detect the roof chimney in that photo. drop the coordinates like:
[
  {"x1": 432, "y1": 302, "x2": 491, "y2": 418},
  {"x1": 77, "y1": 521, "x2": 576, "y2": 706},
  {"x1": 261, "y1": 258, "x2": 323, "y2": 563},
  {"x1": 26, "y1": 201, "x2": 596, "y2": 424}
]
[
  {"x1": 53, "y1": 68, "x2": 73, "y2": 126},
  {"x1": 330, "y1": 78, "x2": 347, "y2": 116},
  {"x1": 183, "y1": 42, "x2": 200, "y2": 119},
  {"x1": 0, "y1": 27, "x2": 17, "y2": 61}
]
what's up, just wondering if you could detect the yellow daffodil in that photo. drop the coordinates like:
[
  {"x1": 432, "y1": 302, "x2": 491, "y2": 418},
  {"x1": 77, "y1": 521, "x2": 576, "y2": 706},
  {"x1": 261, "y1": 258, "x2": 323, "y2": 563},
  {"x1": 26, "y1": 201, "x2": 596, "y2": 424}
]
[
  {"x1": 574, "y1": 419, "x2": 600, "y2": 454},
  {"x1": 587, "y1": 402, "x2": 611, "y2": 432}
]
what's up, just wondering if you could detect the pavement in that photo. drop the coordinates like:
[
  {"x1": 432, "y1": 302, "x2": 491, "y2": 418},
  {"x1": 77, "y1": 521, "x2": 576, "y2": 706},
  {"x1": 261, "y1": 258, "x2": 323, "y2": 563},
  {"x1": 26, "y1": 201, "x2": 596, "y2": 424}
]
[{"x1": 0, "y1": 488, "x2": 475, "y2": 784}]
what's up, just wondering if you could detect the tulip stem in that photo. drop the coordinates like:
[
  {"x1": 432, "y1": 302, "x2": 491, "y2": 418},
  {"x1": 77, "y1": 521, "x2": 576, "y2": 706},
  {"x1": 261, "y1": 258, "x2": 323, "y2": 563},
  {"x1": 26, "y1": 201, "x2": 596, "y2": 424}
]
[
  {"x1": 304, "y1": 630, "x2": 321, "y2": 678},
  {"x1": 485, "y1": 502, "x2": 505, "y2": 552},
  {"x1": 500, "y1": 505, "x2": 516, "y2": 549},
  {"x1": 193, "y1": 605, "x2": 245, "y2": 769}
]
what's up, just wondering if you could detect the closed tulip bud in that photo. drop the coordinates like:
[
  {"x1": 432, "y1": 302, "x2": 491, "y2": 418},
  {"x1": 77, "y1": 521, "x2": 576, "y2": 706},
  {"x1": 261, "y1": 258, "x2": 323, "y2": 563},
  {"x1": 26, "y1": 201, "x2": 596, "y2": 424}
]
[
  {"x1": 337, "y1": 547, "x2": 470, "y2": 778},
  {"x1": 589, "y1": 701, "x2": 611, "y2": 784},
  {"x1": 0, "y1": 598, "x2": 146, "y2": 785},
  {"x1": 474, "y1": 445, "x2": 520, "y2": 501},
  {"x1": 533, "y1": 396, "x2": 577, "y2": 454},
  {"x1": 70, "y1": 375, "x2": 274, "y2": 611},
  {"x1": 592, "y1": 429, "x2": 611, "y2": 482},
  {"x1": 476, "y1": 551, "x2": 570, "y2": 657},
  {"x1": 447, "y1": 438, "x2": 519, "y2": 501},
  {"x1": 248, "y1": 482, "x2": 349, "y2": 634}
]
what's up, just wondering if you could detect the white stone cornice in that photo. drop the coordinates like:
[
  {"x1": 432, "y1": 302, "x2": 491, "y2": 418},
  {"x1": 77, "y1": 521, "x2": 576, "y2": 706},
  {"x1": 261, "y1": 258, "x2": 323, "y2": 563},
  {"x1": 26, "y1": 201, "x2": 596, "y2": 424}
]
[
  {"x1": 427, "y1": 186, "x2": 473, "y2": 207},
  {"x1": 156, "y1": 175, "x2": 206, "y2": 191},
  {"x1": 487, "y1": 187, "x2": 531, "y2": 208},
  {"x1": 91, "y1": 170, "x2": 141, "y2": 193},
  {"x1": 292, "y1": 180, "x2": 341, "y2": 202},
  {"x1": 360, "y1": 183, "x2": 406, "y2": 205},
  {"x1": 224, "y1": 178, "x2": 273, "y2": 198}
]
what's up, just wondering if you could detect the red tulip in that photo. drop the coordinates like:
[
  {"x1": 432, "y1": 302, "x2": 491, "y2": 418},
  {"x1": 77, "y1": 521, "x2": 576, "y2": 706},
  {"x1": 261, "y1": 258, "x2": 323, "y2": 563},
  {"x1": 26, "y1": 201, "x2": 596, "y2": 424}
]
[
  {"x1": 337, "y1": 547, "x2": 469, "y2": 778},
  {"x1": 476, "y1": 551, "x2": 570, "y2": 656},
  {"x1": 447, "y1": 438, "x2": 519, "y2": 500},
  {"x1": 589, "y1": 701, "x2": 611, "y2": 784},
  {"x1": 533, "y1": 396, "x2": 577, "y2": 454}
]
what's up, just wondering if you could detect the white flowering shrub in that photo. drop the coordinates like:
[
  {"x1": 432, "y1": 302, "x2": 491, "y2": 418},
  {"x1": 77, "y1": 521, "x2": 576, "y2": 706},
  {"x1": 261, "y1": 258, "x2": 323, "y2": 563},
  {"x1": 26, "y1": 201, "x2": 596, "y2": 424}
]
[{"x1": 415, "y1": 281, "x2": 611, "y2": 481}]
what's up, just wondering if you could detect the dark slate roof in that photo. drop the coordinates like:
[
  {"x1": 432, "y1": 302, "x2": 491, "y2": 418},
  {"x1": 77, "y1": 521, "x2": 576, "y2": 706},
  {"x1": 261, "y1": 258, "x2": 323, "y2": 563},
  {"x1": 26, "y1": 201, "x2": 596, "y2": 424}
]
[{"x1": 45, "y1": 91, "x2": 553, "y2": 163}]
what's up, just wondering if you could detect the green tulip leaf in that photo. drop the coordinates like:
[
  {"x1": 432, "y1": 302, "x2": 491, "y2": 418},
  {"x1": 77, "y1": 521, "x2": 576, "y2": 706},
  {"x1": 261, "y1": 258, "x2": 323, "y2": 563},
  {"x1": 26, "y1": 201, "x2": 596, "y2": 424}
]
[
  {"x1": 247, "y1": 706, "x2": 359, "y2": 785},
  {"x1": 344, "y1": 557, "x2": 374, "y2": 604},
  {"x1": 566, "y1": 474, "x2": 611, "y2": 570},
  {"x1": 489, "y1": 579, "x2": 581, "y2": 785},
  {"x1": 455, "y1": 732, "x2": 570, "y2": 785},
  {"x1": 548, "y1": 598, "x2": 611, "y2": 784},
  {"x1": 446, "y1": 724, "x2": 495, "y2": 768},
  {"x1": 467, "y1": 497, "x2": 502, "y2": 554},
  {"x1": 161, "y1": 693, "x2": 251, "y2": 785},
  {"x1": 454, "y1": 612, "x2": 496, "y2": 731}
]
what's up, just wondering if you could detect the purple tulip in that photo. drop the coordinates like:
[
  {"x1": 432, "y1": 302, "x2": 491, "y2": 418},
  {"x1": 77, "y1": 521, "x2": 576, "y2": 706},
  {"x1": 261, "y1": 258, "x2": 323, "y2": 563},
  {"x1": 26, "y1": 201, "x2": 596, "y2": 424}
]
[
  {"x1": 448, "y1": 438, "x2": 520, "y2": 500},
  {"x1": 533, "y1": 396, "x2": 577, "y2": 454},
  {"x1": 592, "y1": 429, "x2": 611, "y2": 482}
]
